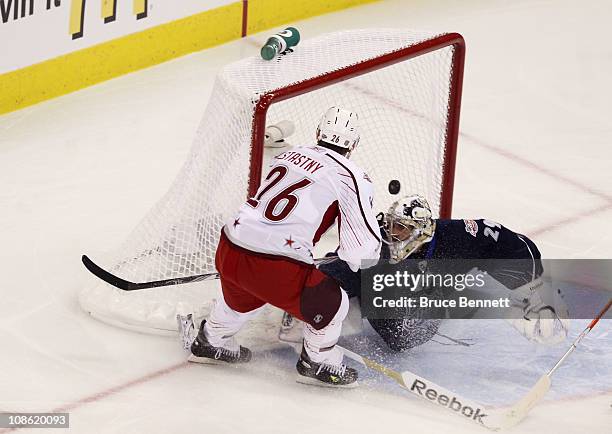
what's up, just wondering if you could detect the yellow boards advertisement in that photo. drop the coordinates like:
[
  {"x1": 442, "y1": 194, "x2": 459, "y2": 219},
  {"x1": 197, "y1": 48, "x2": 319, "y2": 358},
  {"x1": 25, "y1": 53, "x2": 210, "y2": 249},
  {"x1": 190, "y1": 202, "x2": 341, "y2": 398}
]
[{"x1": 0, "y1": 0, "x2": 376, "y2": 114}]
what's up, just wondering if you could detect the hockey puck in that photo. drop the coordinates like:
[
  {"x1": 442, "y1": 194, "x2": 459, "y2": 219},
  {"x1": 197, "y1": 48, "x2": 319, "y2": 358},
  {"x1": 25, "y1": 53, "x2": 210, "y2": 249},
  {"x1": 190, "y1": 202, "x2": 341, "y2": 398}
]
[{"x1": 388, "y1": 179, "x2": 401, "y2": 195}]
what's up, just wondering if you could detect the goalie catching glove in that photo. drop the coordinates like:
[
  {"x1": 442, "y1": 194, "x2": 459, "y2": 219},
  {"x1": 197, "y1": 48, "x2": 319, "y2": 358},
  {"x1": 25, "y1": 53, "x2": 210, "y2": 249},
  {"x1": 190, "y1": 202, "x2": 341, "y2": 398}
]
[{"x1": 507, "y1": 278, "x2": 570, "y2": 345}]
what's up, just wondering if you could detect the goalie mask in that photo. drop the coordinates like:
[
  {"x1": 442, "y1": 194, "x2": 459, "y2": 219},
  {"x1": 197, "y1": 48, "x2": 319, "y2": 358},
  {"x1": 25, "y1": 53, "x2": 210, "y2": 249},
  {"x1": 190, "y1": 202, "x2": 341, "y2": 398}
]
[
  {"x1": 383, "y1": 195, "x2": 436, "y2": 263},
  {"x1": 316, "y1": 106, "x2": 360, "y2": 156}
]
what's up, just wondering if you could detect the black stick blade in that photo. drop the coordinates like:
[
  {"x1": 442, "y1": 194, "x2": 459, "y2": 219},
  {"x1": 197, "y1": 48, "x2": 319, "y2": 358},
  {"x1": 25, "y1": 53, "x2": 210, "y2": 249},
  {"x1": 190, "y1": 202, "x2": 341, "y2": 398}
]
[
  {"x1": 81, "y1": 254, "x2": 220, "y2": 291},
  {"x1": 82, "y1": 255, "x2": 136, "y2": 290}
]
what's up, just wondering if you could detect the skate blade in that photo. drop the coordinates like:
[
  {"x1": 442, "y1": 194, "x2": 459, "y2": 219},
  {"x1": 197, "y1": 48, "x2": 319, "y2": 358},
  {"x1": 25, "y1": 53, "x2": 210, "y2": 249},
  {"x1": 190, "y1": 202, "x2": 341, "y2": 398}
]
[
  {"x1": 295, "y1": 374, "x2": 359, "y2": 389},
  {"x1": 188, "y1": 354, "x2": 226, "y2": 365}
]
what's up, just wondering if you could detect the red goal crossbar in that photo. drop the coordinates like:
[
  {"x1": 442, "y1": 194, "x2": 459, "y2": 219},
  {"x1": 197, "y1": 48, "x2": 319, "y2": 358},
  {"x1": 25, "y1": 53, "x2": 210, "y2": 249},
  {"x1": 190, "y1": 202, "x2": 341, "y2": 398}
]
[{"x1": 248, "y1": 33, "x2": 465, "y2": 219}]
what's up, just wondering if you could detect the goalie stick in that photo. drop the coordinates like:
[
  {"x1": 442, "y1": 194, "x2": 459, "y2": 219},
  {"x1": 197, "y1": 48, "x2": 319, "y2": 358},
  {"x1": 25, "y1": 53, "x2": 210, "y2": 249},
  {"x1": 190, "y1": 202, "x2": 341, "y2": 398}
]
[
  {"x1": 340, "y1": 297, "x2": 612, "y2": 431},
  {"x1": 82, "y1": 254, "x2": 339, "y2": 291},
  {"x1": 338, "y1": 346, "x2": 503, "y2": 430}
]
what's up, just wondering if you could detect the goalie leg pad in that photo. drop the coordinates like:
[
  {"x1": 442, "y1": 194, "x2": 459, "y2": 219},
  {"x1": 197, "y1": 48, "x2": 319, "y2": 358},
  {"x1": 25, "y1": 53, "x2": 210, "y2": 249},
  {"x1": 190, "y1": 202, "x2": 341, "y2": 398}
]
[{"x1": 368, "y1": 317, "x2": 441, "y2": 352}]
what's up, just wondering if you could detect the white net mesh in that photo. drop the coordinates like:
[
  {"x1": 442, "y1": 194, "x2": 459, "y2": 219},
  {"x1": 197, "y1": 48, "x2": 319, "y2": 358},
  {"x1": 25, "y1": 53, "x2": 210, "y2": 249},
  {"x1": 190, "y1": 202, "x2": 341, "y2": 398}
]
[{"x1": 79, "y1": 28, "x2": 462, "y2": 333}]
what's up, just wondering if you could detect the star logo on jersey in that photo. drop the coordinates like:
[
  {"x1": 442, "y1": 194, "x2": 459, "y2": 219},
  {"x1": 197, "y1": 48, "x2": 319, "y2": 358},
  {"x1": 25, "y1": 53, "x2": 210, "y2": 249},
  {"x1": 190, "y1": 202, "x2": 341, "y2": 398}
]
[
  {"x1": 284, "y1": 236, "x2": 295, "y2": 247},
  {"x1": 233, "y1": 218, "x2": 241, "y2": 228}
]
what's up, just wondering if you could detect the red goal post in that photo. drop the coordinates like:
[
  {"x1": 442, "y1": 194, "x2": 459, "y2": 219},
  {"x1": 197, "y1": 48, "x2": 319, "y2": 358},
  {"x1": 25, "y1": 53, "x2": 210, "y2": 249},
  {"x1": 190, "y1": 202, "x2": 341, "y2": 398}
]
[{"x1": 250, "y1": 32, "x2": 465, "y2": 218}]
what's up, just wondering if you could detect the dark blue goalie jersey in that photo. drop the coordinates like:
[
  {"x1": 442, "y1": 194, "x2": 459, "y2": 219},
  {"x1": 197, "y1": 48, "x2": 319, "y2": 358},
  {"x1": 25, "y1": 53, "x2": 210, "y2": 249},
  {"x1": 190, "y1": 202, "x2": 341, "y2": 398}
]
[{"x1": 418, "y1": 219, "x2": 540, "y2": 262}]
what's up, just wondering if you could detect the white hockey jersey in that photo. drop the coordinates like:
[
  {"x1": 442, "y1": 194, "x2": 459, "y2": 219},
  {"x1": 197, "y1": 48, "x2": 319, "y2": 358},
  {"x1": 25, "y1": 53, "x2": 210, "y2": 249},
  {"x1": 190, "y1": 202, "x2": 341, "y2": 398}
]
[{"x1": 224, "y1": 145, "x2": 381, "y2": 270}]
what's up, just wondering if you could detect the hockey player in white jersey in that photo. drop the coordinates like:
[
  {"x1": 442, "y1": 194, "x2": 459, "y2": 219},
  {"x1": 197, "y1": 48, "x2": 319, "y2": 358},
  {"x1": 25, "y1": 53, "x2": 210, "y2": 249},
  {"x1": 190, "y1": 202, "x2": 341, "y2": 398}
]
[{"x1": 190, "y1": 107, "x2": 382, "y2": 387}]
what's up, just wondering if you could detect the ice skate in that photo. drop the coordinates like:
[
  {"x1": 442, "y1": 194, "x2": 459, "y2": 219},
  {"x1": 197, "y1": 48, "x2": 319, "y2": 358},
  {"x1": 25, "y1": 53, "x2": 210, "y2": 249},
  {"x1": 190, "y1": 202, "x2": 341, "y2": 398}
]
[
  {"x1": 295, "y1": 346, "x2": 358, "y2": 388},
  {"x1": 189, "y1": 320, "x2": 252, "y2": 365}
]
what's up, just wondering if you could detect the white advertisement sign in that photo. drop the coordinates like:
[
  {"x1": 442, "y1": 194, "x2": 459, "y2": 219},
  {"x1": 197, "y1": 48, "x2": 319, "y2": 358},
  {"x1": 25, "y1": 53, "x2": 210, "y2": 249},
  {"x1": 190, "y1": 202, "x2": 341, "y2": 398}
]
[{"x1": 0, "y1": 0, "x2": 237, "y2": 74}]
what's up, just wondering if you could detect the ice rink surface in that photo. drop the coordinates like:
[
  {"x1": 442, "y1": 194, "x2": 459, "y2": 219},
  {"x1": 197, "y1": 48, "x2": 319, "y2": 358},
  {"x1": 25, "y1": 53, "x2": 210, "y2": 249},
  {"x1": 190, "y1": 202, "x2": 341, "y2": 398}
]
[{"x1": 1, "y1": 0, "x2": 611, "y2": 433}]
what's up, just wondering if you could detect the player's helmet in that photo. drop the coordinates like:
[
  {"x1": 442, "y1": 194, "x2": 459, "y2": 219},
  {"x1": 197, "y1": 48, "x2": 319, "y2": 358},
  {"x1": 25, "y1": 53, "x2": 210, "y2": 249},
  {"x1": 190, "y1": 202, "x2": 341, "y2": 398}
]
[
  {"x1": 383, "y1": 195, "x2": 436, "y2": 263},
  {"x1": 316, "y1": 106, "x2": 360, "y2": 156}
]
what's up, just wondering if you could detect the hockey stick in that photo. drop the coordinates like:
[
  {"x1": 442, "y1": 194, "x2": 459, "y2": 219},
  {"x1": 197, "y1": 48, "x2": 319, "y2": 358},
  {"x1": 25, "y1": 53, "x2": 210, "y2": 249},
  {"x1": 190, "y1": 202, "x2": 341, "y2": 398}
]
[
  {"x1": 341, "y1": 297, "x2": 612, "y2": 431},
  {"x1": 82, "y1": 254, "x2": 339, "y2": 291},
  {"x1": 81, "y1": 255, "x2": 220, "y2": 290}
]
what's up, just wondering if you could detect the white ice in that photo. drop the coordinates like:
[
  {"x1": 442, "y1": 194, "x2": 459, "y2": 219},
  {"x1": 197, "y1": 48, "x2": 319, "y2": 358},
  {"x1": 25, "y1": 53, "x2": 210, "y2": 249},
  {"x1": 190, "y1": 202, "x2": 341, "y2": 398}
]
[{"x1": 1, "y1": 0, "x2": 611, "y2": 433}]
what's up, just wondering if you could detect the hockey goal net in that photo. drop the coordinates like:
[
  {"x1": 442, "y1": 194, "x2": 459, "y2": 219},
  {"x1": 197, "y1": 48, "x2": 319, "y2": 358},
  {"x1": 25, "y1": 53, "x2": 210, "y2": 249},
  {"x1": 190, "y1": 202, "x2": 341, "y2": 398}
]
[{"x1": 79, "y1": 28, "x2": 465, "y2": 334}]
